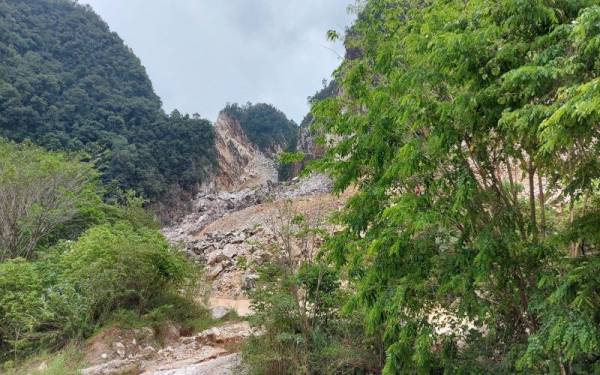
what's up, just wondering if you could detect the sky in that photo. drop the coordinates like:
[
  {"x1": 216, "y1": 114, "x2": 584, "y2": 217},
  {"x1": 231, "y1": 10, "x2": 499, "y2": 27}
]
[{"x1": 79, "y1": 0, "x2": 354, "y2": 123}]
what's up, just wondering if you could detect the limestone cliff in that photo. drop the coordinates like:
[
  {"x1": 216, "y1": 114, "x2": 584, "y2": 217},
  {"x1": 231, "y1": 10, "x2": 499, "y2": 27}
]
[{"x1": 211, "y1": 113, "x2": 278, "y2": 191}]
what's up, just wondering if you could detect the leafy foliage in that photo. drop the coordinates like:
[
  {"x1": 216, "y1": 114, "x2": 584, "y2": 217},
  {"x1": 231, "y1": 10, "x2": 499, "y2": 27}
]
[
  {"x1": 0, "y1": 221, "x2": 200, "y2": 362},
  {"x1": 222, "y1": 102, "x2": 298, "y2": 154},
  {"x1": 0, "y1": 139, "x2": 101, "y2": 260},
  {"x1": 313, "y1": 0, "x2": 600, "y2": 373},
  {"x1": 60, "y1": 222, "x2": 194, "y2": 319},
  {"x1": 0, "y1": 141, "x2": 206, "y2": 364},
  {"x1": 299, "y1": 80, "x2": 339, "y2": 129},
  {"x1": 277, "y1": 81, "x2": 339, "y2": 180},
  {"x1": 0, "y1": 0, "x2": 216, "y2": 200}
]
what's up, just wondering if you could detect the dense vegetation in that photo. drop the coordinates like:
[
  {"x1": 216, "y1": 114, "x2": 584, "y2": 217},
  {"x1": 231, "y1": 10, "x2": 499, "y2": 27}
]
[
  {"x1": 222, "y1": 102, "x2": 298, "y2": 155},
  {"x1": 243, "y1": 204, "x2": 383, "y2": 374},
  {"x1": 0, "y1": 140, "x2": 206, "y2": 368},
  {"x1": 0, "y1": 0, "x2": 216, "y2": 200},
  {"x1": 0, "y1": 140, "x2": 100, "y2": 261},
  {"x1": 310, "y1": 0, "x2": 600, "y2": 373}
]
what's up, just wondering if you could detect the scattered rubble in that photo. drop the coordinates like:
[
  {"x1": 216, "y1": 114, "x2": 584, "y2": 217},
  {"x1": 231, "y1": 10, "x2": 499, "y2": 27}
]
[
  {"x1": 163, "y1": 173, "x2": 332, "y2": 244},
  {"x1": 163, "y1": 175, "x2": 348, "y2": 301},
  {"x1": 81, "y1": 322, "x2": 252, "y2": 375}
]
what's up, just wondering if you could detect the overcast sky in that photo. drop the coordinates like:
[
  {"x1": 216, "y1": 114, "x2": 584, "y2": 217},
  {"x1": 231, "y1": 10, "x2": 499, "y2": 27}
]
[{"x1": 79, "y1": 1, "x2": 354, "y2": 123}]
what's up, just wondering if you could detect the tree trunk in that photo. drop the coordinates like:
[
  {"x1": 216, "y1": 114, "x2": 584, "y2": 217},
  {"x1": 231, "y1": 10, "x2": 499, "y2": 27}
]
[
  {"x1": 538, "y1": 173, "x2": 546, "y2": 238},
  {"x1": 528, "y1": 160, "x2": 537, "y2": 237},
  {"x1": 569, "y1": 197, "x2": 579, "y2": 257},
  {"x1": 506, "y1": 159, "x2": 518, "y2": 204}
]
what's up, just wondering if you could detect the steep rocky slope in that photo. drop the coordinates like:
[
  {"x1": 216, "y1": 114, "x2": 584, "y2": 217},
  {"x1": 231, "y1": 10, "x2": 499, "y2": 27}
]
[
  {"x1": 83, "y1": 108, "x2": 344, "y2": 374},
  {"x1": 210, "y1": 113, "x2": 278, "y2": 191}
]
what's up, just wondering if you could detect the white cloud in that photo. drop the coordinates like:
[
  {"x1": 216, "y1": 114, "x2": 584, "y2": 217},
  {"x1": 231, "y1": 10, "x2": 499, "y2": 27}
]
[{"x1": 79, "y1": 0, "x2": 354, "y2": 122}]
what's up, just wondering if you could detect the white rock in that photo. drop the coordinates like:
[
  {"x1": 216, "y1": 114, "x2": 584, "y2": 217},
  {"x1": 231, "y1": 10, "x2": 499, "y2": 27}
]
[
  {"x1": 211, "y1": 306, "x2": 231, "y2": 320},
  {"x1": 113, "y1": 342, "x2": 126, "y2": 358}
]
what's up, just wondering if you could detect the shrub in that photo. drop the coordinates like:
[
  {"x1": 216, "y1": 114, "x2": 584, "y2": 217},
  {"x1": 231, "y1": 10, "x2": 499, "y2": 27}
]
[
  {"x1": 60, "y1": 222, "x2": 194, "y2": 321},
  {"x1": 0, "y1": 259, "x2": 89, "y2": 360},
  {"x1": 242, "y1": 206, "x2": 383, "y2": 374},
  {"x1": 244, "y1": 260, "x2": 383, "y2": 375},
  {"x1": 0, "y1": 222, "x2": 202, "y2": 362},
  {"x1": 0, "y1": 139, "x2": 101, "y2": 260}
]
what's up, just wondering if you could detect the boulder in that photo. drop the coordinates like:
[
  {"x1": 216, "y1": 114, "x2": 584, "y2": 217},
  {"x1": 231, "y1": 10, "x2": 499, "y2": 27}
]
[
  {"x1": 207, "y1": 250, "x2": 227, "y2": 265},
  {"x1": 208, "y1": 264, "x2": 224, "y2": 280},
  {"x1": 211, "y1": 306, "x2": 231, "y2": 320},
  {"x1": 241, "y1": 272, "x2": 259, "y2": 291},
  {"x1": 222, "y1": 244, "x2": 238, "y2": 259}
]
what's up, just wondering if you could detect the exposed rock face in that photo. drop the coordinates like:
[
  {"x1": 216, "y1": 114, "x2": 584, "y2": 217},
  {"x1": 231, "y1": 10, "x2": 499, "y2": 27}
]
[
  {"x1": 298, "y1": 125, "x2": 324, "y2": 160},
  {"x1": 284, "y1": 123, "x2": 326, "y2": 179},
  {"x1": 212, "y1": 113, "x2": 278, "y2": 191}
]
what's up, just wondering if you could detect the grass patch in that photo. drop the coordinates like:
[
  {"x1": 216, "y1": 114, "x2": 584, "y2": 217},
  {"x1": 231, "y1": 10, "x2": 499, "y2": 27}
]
[{"x1": 2, "y1": 344, "x2": 84, "y2": 375}]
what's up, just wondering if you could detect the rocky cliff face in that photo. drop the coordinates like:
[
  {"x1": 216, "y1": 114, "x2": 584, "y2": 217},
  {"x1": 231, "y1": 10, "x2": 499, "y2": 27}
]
[
  {"x1": 163, "y1": 108, "x2": 335, "y2": 298},
  {"x1": 211, "y1": 113, "x2": 278, "y2": 191},
  {"x1": 298, "y1": 125, "x2": 324, "y2": 160}
]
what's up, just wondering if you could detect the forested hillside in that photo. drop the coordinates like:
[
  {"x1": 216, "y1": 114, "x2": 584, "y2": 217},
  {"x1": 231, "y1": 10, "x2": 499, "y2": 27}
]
[
  {"x1": 222, "y1": 102, "x2": 298, "y2": 155},
  {"x1": 0, "y1": 0, "x2": 216, "y2": 199}
]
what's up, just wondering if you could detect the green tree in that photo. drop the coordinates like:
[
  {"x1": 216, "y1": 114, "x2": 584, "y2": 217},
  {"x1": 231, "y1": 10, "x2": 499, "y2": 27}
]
[
  {"x1": 314, "y1": 1, "x2": 600, "y2": 373},
  {"x1": 0, "y1": 139, "x2": 100, "y2": 260}
]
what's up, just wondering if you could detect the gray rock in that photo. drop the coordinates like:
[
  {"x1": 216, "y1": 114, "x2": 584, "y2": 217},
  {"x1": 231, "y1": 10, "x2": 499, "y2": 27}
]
[
  {"x1": 192, "y1": 243, "x2": 215, "y2": 255},
  {"x1": 207, "y1": 250, "x2": 227, "y2": 265},
  {"x1": 211, "y1": 306, "x2": 231, "y2": 320},
  {"x1": 241, "y1": 272, "x2": 259, "y2": 291},
  {"x1": 222, "y1": 244, "x2": 238, "y2": 259},
  {"x1": 208, "y1": 264, "x2": 224, "y2": 280}
]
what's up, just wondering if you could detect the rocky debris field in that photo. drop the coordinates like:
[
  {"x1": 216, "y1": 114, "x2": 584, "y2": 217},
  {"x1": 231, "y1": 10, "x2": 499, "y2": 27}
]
[
  {"x1": 165, "y1": 175, "x2": 345, "y2": 300},
  {"x1": 163, "y1": 173, "x2": 333, "y2": 245},
  {"x1": 81, "y1": 321, "x2": 253, "y2": 375},
  {"x1": 138, "y1": 173, "x2": 349, "y2": 374}
]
